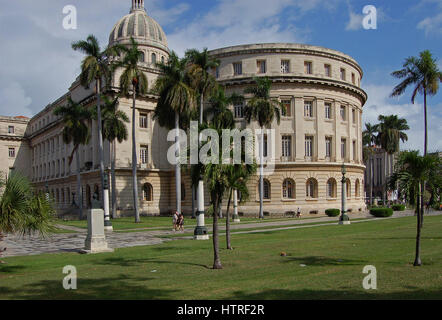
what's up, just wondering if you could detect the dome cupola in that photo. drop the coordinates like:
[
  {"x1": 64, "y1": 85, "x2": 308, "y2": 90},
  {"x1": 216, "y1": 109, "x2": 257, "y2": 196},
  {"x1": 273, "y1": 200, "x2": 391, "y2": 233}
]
[{"x1": 109, "y1": 0, "x2": 169, "y2": 53}]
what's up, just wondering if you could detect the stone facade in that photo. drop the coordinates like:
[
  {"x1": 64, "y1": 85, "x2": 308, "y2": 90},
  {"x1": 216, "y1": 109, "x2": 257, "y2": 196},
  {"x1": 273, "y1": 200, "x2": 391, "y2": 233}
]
[{"x1": 0, "y1": 2, "x2": 368, "y2": 218}]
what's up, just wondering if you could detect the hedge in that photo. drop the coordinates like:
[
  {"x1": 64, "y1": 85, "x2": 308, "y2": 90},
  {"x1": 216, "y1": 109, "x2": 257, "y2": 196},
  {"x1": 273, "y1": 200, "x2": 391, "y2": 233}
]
[
  {"x1": 370, "y1": 207, "x2": 393, "y2": 217},
  {"x1": 325, "y1": 209, "x2": 340, "y2": 217},
  {"x1": 392, "y1": 204, "x2": 406, "y2": 211}
]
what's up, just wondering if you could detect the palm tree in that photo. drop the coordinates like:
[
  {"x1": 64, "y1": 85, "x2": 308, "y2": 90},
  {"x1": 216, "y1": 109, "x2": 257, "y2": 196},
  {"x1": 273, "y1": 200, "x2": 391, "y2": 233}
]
[
  {"x1": 185, "y1": 48, "x2": 219, "y2": 221},
  {"x1": 0, "y1": 172, "x2": 55, "y2": 262},
  {"x1": 363, "y1": 123, "x2": 378, "y2": 205},
  {"x1": 97, "y1": 95, "x2": 129, "y2": 219},
  {"x1": 54, "y1": 97, "x2": 91, "y2": 219},
  {"x1": 244, "y1": 77, "x2": 285, "y2": 219},
  {"x1": 112, "y1": 37, "x2": 148, "y2": 223},
  {"x1": 389, "y1": 151, "x2": 440, "y2": 266},
  {"x1": 391, "y1": 50, "x2": 442, "y2": 155},
  {"x1": 71, "y1": 35, "x2": 124, "y2": 212},
  {"x1": 376, "y1": 115, "x2": 409, "y2": 205},
  {"x1": 154, "y1": 52, "x2": 196, "y2": 215}
]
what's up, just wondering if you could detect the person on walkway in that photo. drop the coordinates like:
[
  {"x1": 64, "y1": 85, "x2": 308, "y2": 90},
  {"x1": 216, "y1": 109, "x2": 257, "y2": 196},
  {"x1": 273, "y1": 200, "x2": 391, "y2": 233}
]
[
  {"x1": 178, "y1": 213, "x2": 185, "y2": 232},
  {"x1": 172, "y1": 211, "x2": 179, "y2": 231},
  {"x1": 296, "y1": 207, "x2": 302, "y2": 218}
]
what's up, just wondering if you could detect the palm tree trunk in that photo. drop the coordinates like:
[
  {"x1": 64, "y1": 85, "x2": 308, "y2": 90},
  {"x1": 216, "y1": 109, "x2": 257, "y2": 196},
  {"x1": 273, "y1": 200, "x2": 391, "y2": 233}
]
[
  {"x1": 370, "y1": 157, "x2": 373, "y2": 205},
  {"x1": 132, "y1": 89, "x2": 140, "y2": 223},
  {"x1": 175, "y1": 111, "x2": 181, "y2": 214},
  {"x1": 384, "y1": 152, "x2": 387, "y2": 206},
  {"x1": 414, "y1": 184, "x2": 422, "y2": 266},
  {"x1": 219, "y1": 199, "x2": 223, "y2": 219},
  {"x1": 96, "y1": 80, "x2": 105, "y2": 210},
  {"x1": 226, "y1": 189, "x2": 232, "y2": 250},
  {"x1": 111, "y1": 140, "x2": 117, "y2": 219},
  {"x1": 76, "y1": 150, "x2": 83, "y2": 219},
  {"x1": 422, "y1": 88, "x2": 428, "y2": 226},
  {"x1": 212, "y1": 193, "x2": 223, "y2": 269},
  {"x1": 259, "y1": 127, "x2": 264, "y2": 219}
]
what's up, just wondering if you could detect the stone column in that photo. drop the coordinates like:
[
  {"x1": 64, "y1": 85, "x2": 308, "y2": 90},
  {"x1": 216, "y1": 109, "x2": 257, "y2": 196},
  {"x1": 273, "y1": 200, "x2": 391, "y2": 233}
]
[
  {"x1": 194, "y1": 180, "x2": 209, "y2": 240},
  {"x1": 81, "y1": 208, "x2": 114, "y2": 254}
]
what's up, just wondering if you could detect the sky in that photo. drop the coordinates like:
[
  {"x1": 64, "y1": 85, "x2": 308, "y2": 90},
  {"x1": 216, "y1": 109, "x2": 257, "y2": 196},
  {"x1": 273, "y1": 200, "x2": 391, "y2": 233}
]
[{"x1": 0, "y1": 0, "x2": 441, "y2": 153}]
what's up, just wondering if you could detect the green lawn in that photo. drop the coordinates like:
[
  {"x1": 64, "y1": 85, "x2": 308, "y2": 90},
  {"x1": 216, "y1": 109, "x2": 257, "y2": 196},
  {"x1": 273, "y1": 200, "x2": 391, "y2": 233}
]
[
  {"x1": 57, "y1": 215, "x2": 322, "y2": 231},
  {"x1": 1, "y1": 215, "x2": 442, "y2": 299}
]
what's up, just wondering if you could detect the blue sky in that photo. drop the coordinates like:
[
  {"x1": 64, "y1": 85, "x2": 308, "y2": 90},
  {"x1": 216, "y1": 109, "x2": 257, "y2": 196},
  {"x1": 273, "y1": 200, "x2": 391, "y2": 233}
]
[{"x1": 0, "y1": 0, "x2": 441, "y2": 152}]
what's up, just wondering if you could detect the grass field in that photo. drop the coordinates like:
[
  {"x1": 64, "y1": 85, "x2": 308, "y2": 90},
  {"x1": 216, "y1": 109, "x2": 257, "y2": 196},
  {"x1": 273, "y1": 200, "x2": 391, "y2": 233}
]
[{"x1": 1, "y1": 215, "x2": 442, "y2": 300}]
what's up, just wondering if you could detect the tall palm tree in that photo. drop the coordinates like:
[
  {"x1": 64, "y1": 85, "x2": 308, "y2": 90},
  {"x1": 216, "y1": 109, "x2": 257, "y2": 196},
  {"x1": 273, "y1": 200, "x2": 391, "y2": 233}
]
[
  {"x1": 389, "y1": 151, "x2": 440, "y2": 266},
  {"x1": 391, "y1": 50, "x2": 442, "y2": 155},
  {"x1": 185, "y1": 48, "x2": 219, "y2": 222},
  {"x1": 53, "y1": 97, "x2": 91, "y2": 219},
  {"x1": 376, "y1": 115, "x2": 409, "y2": 205},
  {"x1": 97, "y1": 95, "x2": 129, "y2": 219},
  {"x1": 0, "y1": 172, "x2": 55, "y2": 263},
  {"x1": 244, "y1": 77, "x2": 285, "y2": 219},
  {"x1": 71, "y1": 35, "x2": 124, "y2": 212},
  {"x1": 112, "y1": 37, "x2": 148, "y2": 223},
  {"x1": 154, "y1": 52, "x2": 196, "y2": 215},
  {"x1": 363, "y1": 123, "x2": 378, "y2": 205}
]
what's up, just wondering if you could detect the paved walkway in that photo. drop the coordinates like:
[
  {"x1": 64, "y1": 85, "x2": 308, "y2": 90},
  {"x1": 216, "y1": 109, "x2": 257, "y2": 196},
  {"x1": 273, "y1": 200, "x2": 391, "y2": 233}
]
[{"x1": 1, "y1": 210, "x2": 440, "y2": 258}]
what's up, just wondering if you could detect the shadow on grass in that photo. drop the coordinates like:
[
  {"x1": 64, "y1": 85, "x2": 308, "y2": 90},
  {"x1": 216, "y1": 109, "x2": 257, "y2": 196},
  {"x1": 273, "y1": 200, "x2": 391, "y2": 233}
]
[
  {"x1": 0, "y1": 274, "x2": 178, "y2": 300},
  {"x1": 282, "y1": 256, "x2": 367, "y2": 266},
  {"x1": 228, "y1": 288, "x2": 442, "y2": 300},
  {"x1": 0, "y1": 265, "x2": 26, "y2": 273},
  {"x1": 95, "y1": 256, "x2": 210, "y2": 269}
]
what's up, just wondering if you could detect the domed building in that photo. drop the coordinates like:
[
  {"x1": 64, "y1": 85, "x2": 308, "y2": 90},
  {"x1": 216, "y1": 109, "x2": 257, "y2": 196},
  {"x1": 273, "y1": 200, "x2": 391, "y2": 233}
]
[{"x1": 1, "y1": 0, "x2": 367, "y2": 219}]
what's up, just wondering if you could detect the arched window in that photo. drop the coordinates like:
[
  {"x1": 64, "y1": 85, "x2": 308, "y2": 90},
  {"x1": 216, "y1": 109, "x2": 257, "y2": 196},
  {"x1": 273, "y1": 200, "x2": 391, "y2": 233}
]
[
  {"x1": 151, "y1": 53, "x2": 157, "y2": 65},
  {"x1": 346, "y1": 179, "x2": 351, "y2": 199},
  {"x1": 139, "y1": 51, "x2": 145, "y2": 63},
  {"x1": 282, "y1": 179, "x2": 295, "y2": 199},
  {"x1": 161, "y1": 56, "x2": 165, "y2": 64},
  {"x1": 260, "y1": 179, "x2": 271, "y2": 200},
  {"x1": 326, "y1": 178, "x2": 337, "y2": 198},
  {"x1": 306, "y1": 178, "x2": 318, "y2": 198},
  {"x1": 355, "y1": 179, "x2": 360, "y2": 198},
  {"x1": 143, "y1": 183, "x2": 153, "y2": 201}
]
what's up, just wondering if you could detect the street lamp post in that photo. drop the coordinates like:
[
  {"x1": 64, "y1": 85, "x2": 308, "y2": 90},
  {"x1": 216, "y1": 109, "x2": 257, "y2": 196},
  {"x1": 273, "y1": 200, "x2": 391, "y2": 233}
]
[
  {"x1": 339, "y1": 163, "x2": 351, "y2": 225},
  {"x1": 103, "y1": 171, "x2": 113, "y2": 231}
]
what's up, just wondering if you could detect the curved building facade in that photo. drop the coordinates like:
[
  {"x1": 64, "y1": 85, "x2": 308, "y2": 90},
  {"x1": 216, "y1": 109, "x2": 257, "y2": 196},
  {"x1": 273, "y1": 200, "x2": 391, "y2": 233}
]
[{"x1": 208, "y1": 44, "x2": 367, "y2": 215}]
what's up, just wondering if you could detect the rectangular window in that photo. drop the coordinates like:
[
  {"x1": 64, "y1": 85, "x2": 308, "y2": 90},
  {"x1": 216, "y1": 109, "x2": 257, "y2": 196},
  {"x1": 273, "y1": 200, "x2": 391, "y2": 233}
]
[
  {"x1": 352, "y1": 109, "x2": 356, "y2": 124},
  {"x1": 140, "y1": 146, "x2": 148, "y2": 164},
  {"x1": 234, "y1": 104, "x2": 244, "y2": 119},
  {"x1": 304, "y1": 61, "x2": 312, "y2": 74},
  {"x1": 139, "y1": 113, "x2": 148, "y2": 128},
  {"x1": 324, "y1": 64, "x2": 331, "y2": 77},
  {"x1": 304, "y1": 101, "x2": 313, "y2": 117},
  {"x1": 282, "y1": 136, "x2": 292, "y2": 157},
  {"x1": 233, "y1": 62, "x2": 242, "y2": 75},
  {"x1": 341, "y1": 139, "x2": 347, "y2": 159},
  {"x1": 325, "y1": 137, "x2": 332, "y2": 158},
  {"x1": 281, "y1": 60, "x2": 290, "y2": 74},
  {"x1": 305, "y1": 136, "x2": 313, "y2": 157},
  {"x1": 353, "y1": 140, "x2": 357, "y2": 160},
  {"x1": 352, "y1": 73, "x2": 356, "y2": 84},
  {"x1": 281, "y1": 99, "x2": 291, "y2": 117},
  {"x1": 340, "y1": 106, "x2": 346, "y2": 121},
  {"x1": 257, "y1": 60, "x2": 266, "y2": 74},
  {"x1": 263, "y1": 134, "x2": 268, "y2": 158},
  {"x1": 325, "y1": 103, "x2": 332, "y2": 119},
  {"x1": 8, "y1": 147, "x2": 15, "y2": 158},
  {"x1": 8, "y1": 126, "x2": 14, "y2": 134},
  {"x1": 340, "y1": 68, "x2": 346, "y2": 81}
]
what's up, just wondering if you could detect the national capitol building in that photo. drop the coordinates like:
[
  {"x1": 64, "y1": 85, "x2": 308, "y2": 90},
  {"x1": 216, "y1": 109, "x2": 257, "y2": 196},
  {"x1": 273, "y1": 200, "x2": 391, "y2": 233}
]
[{"x1": 0, "y1": 0, "x2": 368, "y2": 217}]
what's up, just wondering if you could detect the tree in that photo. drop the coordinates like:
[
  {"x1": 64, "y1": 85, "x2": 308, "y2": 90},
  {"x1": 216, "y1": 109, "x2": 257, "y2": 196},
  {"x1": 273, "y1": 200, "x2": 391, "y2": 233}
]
[
  {"x1": 72, "y1": 35, "x2": 124, "y2": 212},
  {"x1": 53, "y1": 97, "x2": 91, "y2": 219},
  {"x1": 112, "y1": 37, "x2": 148, "y2": 223},
  {"x1": 363, "y1": 123, "x2": 378, "y2": 205},
  {"x1": 389, "y1": 151, "x2": 440, "y2": 266},
  {"x1": 185, "y1": 48, "x2": 219, "y2": 220},
  {"x1": 376, "y1": 115, "x2": 409, "y2": 205},
  {"x1": 0, "y1": 172, "x2": 55, "y2": 263},
  {"x1": 154, "y1": 52, "x2": 197, "y2": 215},
  {"x1": 244, "y1": 77, "x2": 285, "y2": 219},
  {"x1": 95, "y1": 95, "x2": 129, "y2": 219},
  {"x1": 391, "y1": 50, "x2": 442, "y2": 156}
]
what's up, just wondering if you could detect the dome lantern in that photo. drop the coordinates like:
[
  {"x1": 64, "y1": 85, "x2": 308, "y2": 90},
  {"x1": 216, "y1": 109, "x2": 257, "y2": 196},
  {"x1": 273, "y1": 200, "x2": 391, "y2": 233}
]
[{"x1": 131, "y1": 0, "x2": 145, "y2": 12}]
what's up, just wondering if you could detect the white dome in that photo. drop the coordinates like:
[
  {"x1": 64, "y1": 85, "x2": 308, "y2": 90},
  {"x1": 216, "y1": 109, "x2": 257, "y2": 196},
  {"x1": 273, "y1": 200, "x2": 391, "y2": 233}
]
[{"x1": 109, "y1": 2, "x2": 168, "y2": 53}]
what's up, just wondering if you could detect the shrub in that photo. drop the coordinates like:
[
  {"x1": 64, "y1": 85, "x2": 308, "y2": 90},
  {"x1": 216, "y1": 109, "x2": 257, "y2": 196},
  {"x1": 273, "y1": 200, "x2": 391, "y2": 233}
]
[
  {"x1": 370, "y1": 207, "x2": 393, "y2": 217},
  {"x1": 392, "y1": 204, "x2": 406, "y2": 211},
  {"x1": 325, "y1": 209, "x2": 340, "y2": 217}
]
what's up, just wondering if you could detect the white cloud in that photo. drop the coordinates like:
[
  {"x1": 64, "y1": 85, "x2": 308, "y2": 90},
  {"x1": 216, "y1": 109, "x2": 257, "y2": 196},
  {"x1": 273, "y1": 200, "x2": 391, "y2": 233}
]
[
  {"x1": 0, "y1": 82, "x2": 33, "y2": 117},
  {"x1": 417, "y1": 12, "x2": 442, "y2": 35},
  {"x1": 362, "y1": 84, "x2": 442, "y2": 153},
  {"x1": 346, "y1": 11, "x2": 363, "y2": 31}
]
